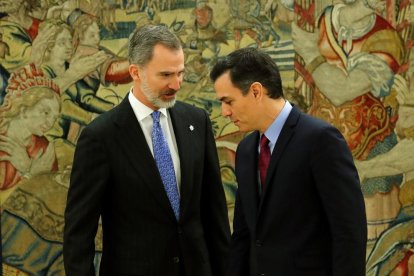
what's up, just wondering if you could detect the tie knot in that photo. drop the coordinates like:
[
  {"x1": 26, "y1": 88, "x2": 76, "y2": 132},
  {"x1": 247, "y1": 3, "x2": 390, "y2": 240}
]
[
  {"x1": 152, "y1": 111, "x2": 161, "y2": 123},
  {"x1": 260, "y1": 135, "x2": 269, "y2": 147}
]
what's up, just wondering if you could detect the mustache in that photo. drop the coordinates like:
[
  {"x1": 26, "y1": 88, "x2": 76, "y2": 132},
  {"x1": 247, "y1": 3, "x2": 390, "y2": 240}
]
[{"x1": 159, "y1": 89, "x2": 177, "y2": 96}]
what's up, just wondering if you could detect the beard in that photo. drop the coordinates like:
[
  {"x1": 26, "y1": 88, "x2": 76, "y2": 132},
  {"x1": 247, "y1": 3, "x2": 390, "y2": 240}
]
[{"x1": 140, "y1": 76, "x2": 177, "y2": 109}]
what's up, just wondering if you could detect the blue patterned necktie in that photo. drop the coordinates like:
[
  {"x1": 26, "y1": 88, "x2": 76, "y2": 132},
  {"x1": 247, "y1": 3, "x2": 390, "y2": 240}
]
[{"x1": 151, "y1": 111, "x2": 180, "y2": 220}]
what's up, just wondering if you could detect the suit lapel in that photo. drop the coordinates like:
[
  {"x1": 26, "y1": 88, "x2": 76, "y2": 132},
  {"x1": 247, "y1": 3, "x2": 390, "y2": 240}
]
[
  {"x1": 169, "y1": 104, "x2": 194, "y2": 219},
  {"x1": 258, "y1": 107, "x2": 300, "y2": 214},
  {"x1": 113, "y1": 96, "x2": 176, "y2": 221},
  {"x1": 237, "y1": 132, "x2": 260, "y2": 226}
]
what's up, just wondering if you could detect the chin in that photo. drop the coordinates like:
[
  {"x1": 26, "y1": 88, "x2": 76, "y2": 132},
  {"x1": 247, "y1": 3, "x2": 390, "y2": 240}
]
[
  {"x1": 239, "y1": 125, "x2": 254, "y2": 133},
  {"x1": 157, "y1": 99, "x2": 176, "y2": 109},
  {"x1": 236, "y1": 125, "x2": 246, "y2": 132}
]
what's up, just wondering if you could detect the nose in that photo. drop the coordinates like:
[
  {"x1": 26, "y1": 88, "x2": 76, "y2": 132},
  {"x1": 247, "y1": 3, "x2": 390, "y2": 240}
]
[
  {"x1": 65, "y1": 41, "x2": 73, "y2": 52},
  {"x1": 46, "y1": 115, "x2": 57, "y2": 128},
  {"x1": 168, "y1": 75, "x2": 182, "y2": 91},
  {"x1": 221, "y1": 103, "x2": 231, "y2": 117}
]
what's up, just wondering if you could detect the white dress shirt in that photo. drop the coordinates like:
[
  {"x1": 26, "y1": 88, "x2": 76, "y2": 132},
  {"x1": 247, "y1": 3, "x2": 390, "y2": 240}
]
[{"x1": 128, "y1": 91, "x2": 181, "y2": 192}]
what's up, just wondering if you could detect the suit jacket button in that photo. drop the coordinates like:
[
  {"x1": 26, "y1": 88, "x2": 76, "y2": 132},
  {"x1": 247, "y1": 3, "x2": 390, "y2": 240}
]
[
  {"x1": 255, "y1": 240, "x2": 262, "y2": 247},
  {"x1": 173, "y1": 257, "x2": 180, "y2": 263},
  {"x1": 177, "y1": 227, "x2": 183, "y2": 234}
]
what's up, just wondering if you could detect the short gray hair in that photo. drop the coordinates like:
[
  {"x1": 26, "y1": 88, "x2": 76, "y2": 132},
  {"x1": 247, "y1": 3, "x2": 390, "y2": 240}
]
[{"x1": 128, "y1": 25, "x2": 182, "y2": 66}]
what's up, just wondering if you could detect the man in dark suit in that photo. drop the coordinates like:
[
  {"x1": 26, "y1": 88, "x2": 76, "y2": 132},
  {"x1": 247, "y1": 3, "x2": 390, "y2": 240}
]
[
  {"x1": 63, "y1": 25, "x2": 230, "y2": 276},
  {"x1": 210, "y1": 48, "x2": 367, "y2": 276}
]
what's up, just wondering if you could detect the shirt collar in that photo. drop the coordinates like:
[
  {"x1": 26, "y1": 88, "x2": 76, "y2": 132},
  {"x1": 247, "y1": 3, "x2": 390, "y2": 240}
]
[
  {"x1": 263, "y1": 100, "x2": 292, "y2": 145},
  {"x1": 128, "y1": 89, "x2": 169, "y2": 121}
]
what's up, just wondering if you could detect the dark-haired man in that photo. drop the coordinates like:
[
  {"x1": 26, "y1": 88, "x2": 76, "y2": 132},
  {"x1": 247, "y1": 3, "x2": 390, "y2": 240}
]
[{"x1": 211, "y1": 47, "x2": 367, "y2": 276}]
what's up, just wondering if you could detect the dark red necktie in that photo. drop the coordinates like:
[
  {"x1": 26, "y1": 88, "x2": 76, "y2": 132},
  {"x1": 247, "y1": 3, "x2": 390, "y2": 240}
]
[{"x1": 258, "y1": 135, "x2": 271, "y2": 189}]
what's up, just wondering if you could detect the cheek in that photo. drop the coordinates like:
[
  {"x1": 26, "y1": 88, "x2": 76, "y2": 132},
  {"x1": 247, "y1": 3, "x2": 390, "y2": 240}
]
[
  {"x1": 237, "y1": 101, "x2": 249, "y2": 115},
  {"x1": 52, "y1": 46, "x2": 63, "y2": 55},
  {"x1": 149, "y1": 79, "x2": 166, "y2": 90},
  {"x1": 34, "y1": 115, "x2": 46, "y2": 125},
  {"x1": 34, "y1": 111, "x2": 47, "y2": 120}
]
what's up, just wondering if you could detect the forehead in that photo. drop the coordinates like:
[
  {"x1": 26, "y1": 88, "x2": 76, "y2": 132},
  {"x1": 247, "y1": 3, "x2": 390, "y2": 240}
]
[
  {"x1": 35, "y1": 97, "x2": 60, "y2": 111},
  {"x1": 214, "y1": 71, "x2": 243, "y2": 97},
  {"x1": 86, "y1": 22, "x2": 99, "y2": 32},
  {"x1": 145, "y1": 44, "x2": 184, "y2": 71}
]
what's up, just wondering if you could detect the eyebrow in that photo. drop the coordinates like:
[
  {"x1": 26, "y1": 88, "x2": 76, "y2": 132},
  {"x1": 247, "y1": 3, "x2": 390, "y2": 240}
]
[
  {"x1": 158, "y1": 69, "x2": 185, "y2": 75},
  {"x1": 218, "y1": 96, "x2": 231, "y2": 102}
]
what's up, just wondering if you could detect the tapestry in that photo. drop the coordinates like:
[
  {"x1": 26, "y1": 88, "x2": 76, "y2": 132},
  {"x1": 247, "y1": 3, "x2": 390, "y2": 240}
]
[{"x1": 0, "y1": 0, "x2": 413, "y2": 274}]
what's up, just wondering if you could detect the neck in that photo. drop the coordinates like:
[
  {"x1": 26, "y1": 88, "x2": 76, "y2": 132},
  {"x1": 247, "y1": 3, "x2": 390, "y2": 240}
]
[
  {"x1": 258, "y1": 97, "x2": 286, "y2": 133},
  {"x1": 46, "y1": 59, "x2": 66, "y2": 76}
]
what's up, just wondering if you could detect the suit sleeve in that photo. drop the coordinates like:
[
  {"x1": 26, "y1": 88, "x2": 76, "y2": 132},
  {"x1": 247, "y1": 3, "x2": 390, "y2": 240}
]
[
  {"x1": 227, "y1": 190, "x2": 250, "y2": 276},
  {"x1": 311, "y1": 125, "x2": 367, "y2": 276},
  {"x1": 200, "y1": 110, "x2": 231, "y2": 276},
  {"x1": 63, "y1": 126, "x2": 109, "y2": 276}
]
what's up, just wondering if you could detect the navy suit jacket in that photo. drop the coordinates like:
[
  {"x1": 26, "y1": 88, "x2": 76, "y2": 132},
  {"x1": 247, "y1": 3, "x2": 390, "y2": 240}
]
[
  {"x1": 227, "y1": 106, "x2": 367, "y2": 276},
  {"x1": 64, "y1": 96, "x2": 230, "y2": 276}
]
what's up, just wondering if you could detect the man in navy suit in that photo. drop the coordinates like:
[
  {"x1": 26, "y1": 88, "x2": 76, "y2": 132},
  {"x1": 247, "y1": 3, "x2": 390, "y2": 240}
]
[
  {"x1": 210, "y1": 47, "x2": 367, "y2": 276},
  {"x1": 64, "y1": 25, "x2": 230, "y2": 276}
]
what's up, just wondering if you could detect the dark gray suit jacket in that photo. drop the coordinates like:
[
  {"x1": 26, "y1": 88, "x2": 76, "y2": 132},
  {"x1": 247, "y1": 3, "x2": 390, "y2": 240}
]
[
  {"x1": 227, "y1": 106, "x2": 367, "y2": 276},
  {"x1": 64, "y1": 96, "x2": 230, "y2": 276}
]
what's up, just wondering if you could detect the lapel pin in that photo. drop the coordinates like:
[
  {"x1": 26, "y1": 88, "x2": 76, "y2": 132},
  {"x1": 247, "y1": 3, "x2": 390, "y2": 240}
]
[{"x1": 189, "y1": 125, "x2": 194, "y2": 131}]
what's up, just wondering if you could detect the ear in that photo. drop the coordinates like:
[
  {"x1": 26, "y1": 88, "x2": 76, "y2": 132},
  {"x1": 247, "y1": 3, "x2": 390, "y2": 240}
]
[
  {"x1": 129, "y1": 64, "x2": 141, "y2": 81},
  {"x1": 20, "y1": 106, "x2": 28, "y2": 119},
  {"x1": 250, "y1": 82, "x2": 264, "y2": 100}
]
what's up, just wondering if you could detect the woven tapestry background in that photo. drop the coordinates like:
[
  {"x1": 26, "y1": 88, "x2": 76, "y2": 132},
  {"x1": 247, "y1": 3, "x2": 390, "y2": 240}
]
[{"x1": 1, "y1": 0, "x2": 413, "y2": 274}]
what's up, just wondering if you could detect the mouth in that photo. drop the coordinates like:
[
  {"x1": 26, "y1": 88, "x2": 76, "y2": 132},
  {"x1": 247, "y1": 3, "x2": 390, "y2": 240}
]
[
  {"x1": 39, "y1": 126, "x2": 49, "y2": 133},
  {"x1": 161, "y1": 90, "x2": 177, "y2": 100}
]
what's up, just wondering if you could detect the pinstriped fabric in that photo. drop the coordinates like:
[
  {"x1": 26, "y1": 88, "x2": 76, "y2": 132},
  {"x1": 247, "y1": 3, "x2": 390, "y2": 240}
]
[{"x1": 151, "y1": 111, "x2": 180, "y2": 220}]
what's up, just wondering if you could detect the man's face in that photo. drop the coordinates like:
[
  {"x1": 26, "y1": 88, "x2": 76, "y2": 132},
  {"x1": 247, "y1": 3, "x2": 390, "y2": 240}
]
[
  {"x1": 21, "y1": 95, "x2": 60, "y2": 136},
  {"x1": 49, "y1": 28, "x2": 73, "y2": 62},
  {"x1": 81, "y1": 22, "x2": 100, "y2": 47},
  {"x1": 133, "y1": 44, "x2": 185, "y2": 109},
  {"x1": 214, "y1": 71, "x2": 258, "y2": 132},
  {"x1": 396, "y1": 106, "x2": 414, "y2": 139}
]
